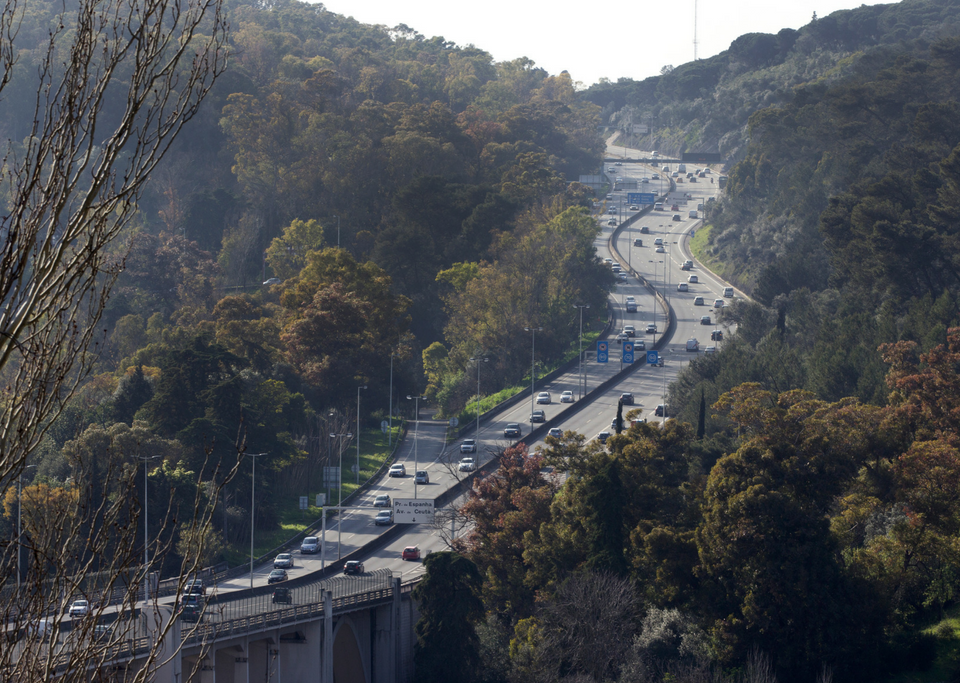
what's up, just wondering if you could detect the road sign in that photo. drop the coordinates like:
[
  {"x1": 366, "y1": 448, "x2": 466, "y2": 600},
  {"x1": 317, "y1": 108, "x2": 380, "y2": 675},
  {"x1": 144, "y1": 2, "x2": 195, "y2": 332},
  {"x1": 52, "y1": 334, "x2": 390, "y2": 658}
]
[
  {"x1": 627, "y1": 192, "x2": 657, "y2": 205},
  {"x1": 597, "y1": 340, "x2": 609, "y2": 363},
  {"x1": 623, "y1": 341, "x2": 634, "y2": 364},
  {"x1": 322, "y1": 466, "x2": 340, "y2": 488},
  {"x1": 449, "y1": 417, "x2": 459, "y2": 427},
  {"x1": 394, "y1": 498, "x2": 435, "y2": 524},
  {"x1": 316, "y1": 493, "x2": 325, "y2": 507},
  {"x1": 647, "y1": 350, "x2": 659, "y2": 365},
  {"x1": 380, "y1": 420, "x2": 389, "y2": 434},
  {"x1": 299, "y1": 496, "x2": 308, "y2": 510}
]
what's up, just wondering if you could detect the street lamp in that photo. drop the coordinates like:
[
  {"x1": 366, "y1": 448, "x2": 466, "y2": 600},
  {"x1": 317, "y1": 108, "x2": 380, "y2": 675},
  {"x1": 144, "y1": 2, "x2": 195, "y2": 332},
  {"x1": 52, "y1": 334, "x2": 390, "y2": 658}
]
[
  {"x1": 135, "y1": 455, "x2": 159, "y2": 601},
  {"x1": 328, "y1": 432, "x2": 351, "y2": 559},
  {"x1": 407, "y1": 395, "x2": 425, "y2": 498},
  {"x1": 333, "y1": 214, "x2": 341, "y2": 248},
  {"x1": 573, "y1": 305, "x2": 590, "y2": 399},
  {"x1": 16, "y1": 464, "x2": 36, "y2": 592},
  {"x1": 469, "y1": 355, "x2": 488, "y2": 444},
  {"x1": 523, "y1": 327, "x2": 543, "y2": 425},
  {"x1": 356, "y1": 385, "x2": 367, "y2": 485},
  {"x1": 649, "y1": 259, "x2": 664, "y2": 345},
  {"x1": 247, "y1": 452, "x2": 268, "y2": 589}
]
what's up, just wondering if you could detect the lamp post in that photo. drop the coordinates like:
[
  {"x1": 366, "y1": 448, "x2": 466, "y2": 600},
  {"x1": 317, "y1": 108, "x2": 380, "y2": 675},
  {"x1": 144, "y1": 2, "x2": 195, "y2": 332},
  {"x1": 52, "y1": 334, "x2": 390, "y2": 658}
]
[
  {"x1": 16, "y1": 464, "x2": 36, "y2": 592},
  {"x1": 469, "y1": 355, "x2": 488, "y2": 443},
  {"x1": 649, "y1": 259, "x2": 664, "y2": 345},
  {"x1": 356, "y1": 385, "x2": 366, "y2": 485},
  {"x1": 333, "y1": 215, "x2": 341, "y2": 248},
  {"x1": 328, "y1": 433, "x2": 352, "y2": 559},
  {"x1": 523, "y1": 326, "x2": 543, "y2": 425},
  {"x1": 574, "y1": 305, "x2": 590, "y2": 399},
  {"x1": 388, "y1": 352, "x2": 394, "y2": 446},
  {"x1": 247, "y1": 452, "x2": 268, "y2": 589},
  {"x1": 135, "y1": 456, "x2": 159, "y2": 601},
  {"x1": 407, "y1": 395, "x2": 425, "y2": 498}
]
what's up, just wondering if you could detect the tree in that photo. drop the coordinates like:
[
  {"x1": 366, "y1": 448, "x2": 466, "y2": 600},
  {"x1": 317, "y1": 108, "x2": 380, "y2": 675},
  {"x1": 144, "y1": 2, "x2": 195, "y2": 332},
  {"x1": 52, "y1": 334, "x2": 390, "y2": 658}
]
[
  {"x1": 413, "y1": 551, "x2": 485, "y2": 683},
  {"x1": 0, "y1": 0, "x2": 234, "y2": 673}
]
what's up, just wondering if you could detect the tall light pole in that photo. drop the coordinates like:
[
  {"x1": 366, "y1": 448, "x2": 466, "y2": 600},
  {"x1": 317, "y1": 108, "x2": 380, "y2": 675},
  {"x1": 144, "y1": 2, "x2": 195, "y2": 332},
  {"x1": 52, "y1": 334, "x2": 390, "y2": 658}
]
[
  {"x1": 524, "y1": 326, "x2": 542, "y2": 425},
  {"x1": 247, "y1": 452, "x2": 268, "y2": 589},
  {"x1": 649, "y1": 259, "x2": 664, "y2": 345},
  {"x1": 356, "y1": 385, "x2": 367, "y2": 485},
  {"x1": 388, "y1": 352, "x2": 394, "y2": 446},
  {"x1": 16, "y1": 464, "x2": 36, "y2": 592},
  {"x1": 407, "y1": 395, "x2": 425, "y2": 498},
  {"x1": 328, "y1": 433, "x2": 352, "y2": 559},
  {"x1": 333, "y1": 215, "x2": 341, "y2": 248},
  {"x1": 136, "y1": 456, "x2": 159, "y2": 601},
  {"x1": 574, "y1": 305, "x2": 589, "y2": 399},
  {"x1": 469, "y1": 355, "x2": 488, "y2": 443}
]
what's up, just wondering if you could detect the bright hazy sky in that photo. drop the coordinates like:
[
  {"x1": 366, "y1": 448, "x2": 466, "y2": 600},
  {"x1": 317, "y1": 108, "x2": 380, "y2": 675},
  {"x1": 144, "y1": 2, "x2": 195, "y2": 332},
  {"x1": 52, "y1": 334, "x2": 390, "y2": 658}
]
[{"x1": 316, "y1": 0, "x2": 890, "y2": 87}]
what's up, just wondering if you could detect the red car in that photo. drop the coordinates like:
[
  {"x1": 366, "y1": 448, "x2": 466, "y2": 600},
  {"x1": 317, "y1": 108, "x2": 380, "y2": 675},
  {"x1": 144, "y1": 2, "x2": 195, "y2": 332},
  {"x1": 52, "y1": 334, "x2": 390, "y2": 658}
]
[{"x1": 402, "y1": 546, "x2": 421, "y2": 561}]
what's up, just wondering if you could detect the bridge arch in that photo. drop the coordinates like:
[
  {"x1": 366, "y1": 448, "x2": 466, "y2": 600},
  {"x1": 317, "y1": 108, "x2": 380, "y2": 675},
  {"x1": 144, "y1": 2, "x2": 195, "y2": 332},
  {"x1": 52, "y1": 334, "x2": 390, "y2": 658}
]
[{"x1": 332, "y1": 616, "x2": 367, "y2": 683}]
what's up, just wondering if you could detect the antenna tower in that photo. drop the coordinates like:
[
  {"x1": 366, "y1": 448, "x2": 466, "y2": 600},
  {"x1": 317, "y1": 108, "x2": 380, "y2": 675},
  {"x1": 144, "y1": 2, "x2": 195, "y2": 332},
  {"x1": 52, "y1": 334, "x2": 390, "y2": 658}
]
[{"x1": 693, "y1": 0, "x2": 699, "y2": 60}]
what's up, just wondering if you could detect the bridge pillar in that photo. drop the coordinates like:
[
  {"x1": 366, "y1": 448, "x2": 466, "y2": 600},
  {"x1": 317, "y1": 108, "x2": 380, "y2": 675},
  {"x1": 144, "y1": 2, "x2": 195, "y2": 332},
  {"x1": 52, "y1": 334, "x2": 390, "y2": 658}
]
[
  {"x1": 322, "y1": 589, "x2": 333, "y2": 683},
  {"x1": 392, "y1": 577, "x2": 401, "y2": 683}
]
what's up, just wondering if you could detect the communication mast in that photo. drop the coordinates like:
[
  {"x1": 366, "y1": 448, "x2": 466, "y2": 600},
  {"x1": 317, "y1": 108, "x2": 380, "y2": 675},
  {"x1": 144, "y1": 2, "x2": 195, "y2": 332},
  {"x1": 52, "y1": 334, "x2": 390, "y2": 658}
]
[{"x1": 693, "y1": 0, "x2": 699, "y2": 60}]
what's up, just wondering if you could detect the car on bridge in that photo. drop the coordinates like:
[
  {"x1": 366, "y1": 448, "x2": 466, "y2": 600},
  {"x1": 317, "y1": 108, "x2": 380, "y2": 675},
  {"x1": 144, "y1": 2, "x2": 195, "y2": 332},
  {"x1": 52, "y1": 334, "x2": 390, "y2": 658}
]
[
  {"x1": 344, "y1": 561, "x2": 364, "y2": 575},
  {"x1": 458, "y1": 457, "x2": 477, "y2": 472},
  {"x1": 504, "y1": 423, "x2": 522, "y2": 438},
  {"x1": 375, "y1": 510, "x2": 393, "y2": 526},
  {"x1": 272, "y1": 587, "x2": 292, "y2": 604},
  {"x1": 536, "y1": 392, "x2": 551, "y2": 404},
  {"x1": 388, "y1": 463, "x2": 406, "y2": 477},
  {"x1": 374, "y1": 494, "x2": 391, "y2": 507},
  {"x1": 402, "y1": 546, "x2": 421, "y2": 561},
  {"x1": 68, "y1": 600, "x2": 90, "y2": 619},
  {"x1": 620, "y1": 392, "x2": 634, "y2": 405},
  {"x1": 548, "y1": 427, "x2": 563, "y2": 438},
  {"x1": 530, "y1": 409, "x2": 545, "y2": 423},
  {"x1": 415, "y1": 470, "x2": 429, "y2": 485},
  {"x1": 700, "y1": 315, "x2": 711, "y2": 325},
  {"x1": 300, "y1": 536, "x2": 320, "y2": 554},
  {"x1": 274, "y1": 553, "x2": 293, "y2": 569},
  {"x1": 268, "y1": 569, "x2": 287, "y2": 584},
  {"x1": 560, "y1": 391, "x2": 574, "y2": 403},
  {"x1": 460, "y1": 438, "x2": 477, "y2": 453}
]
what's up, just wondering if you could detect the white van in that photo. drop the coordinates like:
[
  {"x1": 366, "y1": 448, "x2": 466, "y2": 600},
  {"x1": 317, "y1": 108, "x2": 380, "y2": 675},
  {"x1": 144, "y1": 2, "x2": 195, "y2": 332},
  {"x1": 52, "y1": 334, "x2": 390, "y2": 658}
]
[
  {"x1": 678, "y1": 163, "x2": 687, "y2": 172},
  {"x1": 689, "y1": 210, "x2": 698, "y2": 219},
  {"x1": 723, "y1": 287, "x2": 734, "y2": 298},
  {"x1": 654, "y1": 202, "x2": 663, "y2": 210},
  {"x1": 686, "y1": 338, "x2": 699, "y2": 352}
]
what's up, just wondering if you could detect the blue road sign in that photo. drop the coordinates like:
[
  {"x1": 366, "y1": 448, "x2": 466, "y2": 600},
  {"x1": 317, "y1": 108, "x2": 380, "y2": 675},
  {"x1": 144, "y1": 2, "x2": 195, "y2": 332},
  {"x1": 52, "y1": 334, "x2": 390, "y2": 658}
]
[
  {"x1": 647, "y1": 350, "x2": 659, "y2": 365},
  {"x1": 597, "y1": 340, "x2": 609, "y2": 363},
  {"x1": 623, "y1": 341, "x2": 634, "y2": 364},
  {"x1": 627, "y1": 192, "x2": 657, "y2": 205}
]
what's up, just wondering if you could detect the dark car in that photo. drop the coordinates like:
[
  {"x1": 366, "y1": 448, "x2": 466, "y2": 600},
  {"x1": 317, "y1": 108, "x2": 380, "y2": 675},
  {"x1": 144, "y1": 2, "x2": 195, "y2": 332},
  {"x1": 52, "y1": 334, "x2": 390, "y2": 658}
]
[
  {"x1": 504, "y1": 423, "x2": 522, "y2": 438},
  {"x1": 179, "y1": 603, "x2": 203, "y2": 622},
  {"x1": 711, "y1": 329, "x2": 724, "y2": 341},
  {"x1": 655, "y1": 404, "x2": 668, "y2": 417},
  {"x1": 272, "y1": 587, "x2": 292, "y2": 604},
  {"x1": 530, "y1": 409, "x2": 545, "y2": 423},
  {"x1": 620, "y1": 393, "x2": 634, "y2": 405},
  {"x1": 268, "y1": 569, "x2": 287, "y2": 584},
  {"x1": 672, "y1": 214, "x2": 682, "y2": 221},
  {"x1": 185, "y1": 579, "x2": 205, "y2": 595},
  {"x1": 344, "y1": 560, "x2": 364, "y2": 575}
]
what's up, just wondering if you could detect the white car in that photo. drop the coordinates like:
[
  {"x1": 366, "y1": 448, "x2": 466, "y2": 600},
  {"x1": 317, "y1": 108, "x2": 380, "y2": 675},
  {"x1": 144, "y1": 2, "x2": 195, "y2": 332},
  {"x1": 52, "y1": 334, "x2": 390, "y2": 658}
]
[
  {"x1": 460, "y1": 439, "x2": 477, "y2": 453},
  {"x1": 388, "y1": 463, "x2": 406, "y2": 477},
  {"x1": 374, "y1": 494, "x2": 391, "y2": 507},
  {"x1": 536, "y1": 392, "x2": 551, "y2": 404},
  {"x1": 656, "y1": 246, "x2": 665, "y2": 253},
  {"x1": 458, "y1": 457, "x2": 477, "y2": 472},
  {"x1": 688, "y1": 275, "x2": 698, "y2": 283},
  {"x1": 560, "y1": 391, "x2": 574, "y2": 403},
  {"x1": 300, "y1": 536, "x2": 320, "y2": 554},
  {"x1": 646, "y1": 323, "x2": 657, "y2": 333},
  {"x1": 68, "y1": 599, "x2": 90, "y2": 618},
  {"x1": 274, "y1": 553, "x2": 293, "y2": 569}
]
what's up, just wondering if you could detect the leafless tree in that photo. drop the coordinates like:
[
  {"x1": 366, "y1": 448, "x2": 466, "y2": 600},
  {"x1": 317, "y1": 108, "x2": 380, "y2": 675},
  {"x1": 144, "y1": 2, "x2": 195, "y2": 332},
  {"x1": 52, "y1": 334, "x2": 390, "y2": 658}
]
[{"x1": 0, "y1": 0, "x2": 232, "y2": 677}]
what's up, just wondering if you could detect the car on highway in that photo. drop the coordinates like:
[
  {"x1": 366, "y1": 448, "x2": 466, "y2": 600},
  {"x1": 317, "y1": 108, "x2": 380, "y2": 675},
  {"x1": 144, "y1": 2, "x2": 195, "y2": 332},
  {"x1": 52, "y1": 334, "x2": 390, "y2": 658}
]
[
  {"x1": 607, "y1": 219, "x2": 617, "y2": 226},
  {"x1": 504, "y1": 423, "x2": 522, "y2": 438},
  {"x1": 460, "y1": 438, "x2": 477, "y2": 453},
  {"x1": 671, "y1": 204, "x2": 679, "y2": 210},
  {"x1": 597, "y1": 431, "x2": 611, "y2": 444},
  {"x1": 700, "y1": 315, "x2": 711, "y2": 325},
  {"x1": 677, "y1": 283, "x2": 688, "y2": 292},
  {"x1": 656, "y1": 245, "x2": 666, "y2": 252},
  {"x1": 620, "y1": 392, "x2": 634, "y2": 405},
  {"x1": 262, "y1": 277, "x2": 281, "y2": 286},
  {"x1": 640, "y1": 226, "x2": 650, "y2": 233},
  {"x1": 618, "y1": 272, "x2": 627, "y2": 282},
  {"x1": 388, "y1": 463, "x2": 406, "y2": 477},
  {"x1": 272, "y1": 587, "x2": 292, "y2": 604},
  {"x1": 655, "y1": 404, "x2": 668, "y2": 417},
  {"x1": 654, "y1": 237, "x2": 663, "y2": 246},
  {"x1": 652, "y1": 174, "x2": 660, "y2": 180},
  {"x1": 536, "y1": 391, "x2": 551, "y2": 404},
  {"x1": 623, "y1": 325, "x2": 635, "y2": 337},
  {"x1": 186, "y1": 579, "x2": 205, "y2": 595},
  {"x1": 646, "y1": 323, "x2": 657, "y2": 334},
  {"x1": 402, "y1": 546, "x2": 421, "y2": 561},
  {"x1": 548, "y1": 427, "x2": 563, "y2": 438},
  {"x1": 688, "y1": 275, "x2": 698, "y2": 283},
  {"x1": 633, "y1": 238, "x2": 643, "y2": 247},
  {"x1": 530, "y1": 409, "x2": 545, "y2": 423},
  {"x1": 374, "y1": 494, "x2": 391, "y2": 507},
  {"x1": 711, "y1": 329, "x2": 724, "y2": 341},
  {"x1": 604, "y1": 257, "x2": 613, "y2": 264},
  {"x1": 672, "y1": 214, "x2": 681, "y2": 221},
  {"x1": 616, "y1": 332, "x2": 629, "y2": 343},
  {"x1": 714, "y1": 299, "x2": 725, "y2": 308},
  {"x1": 459, "y1": 457, "x2": 477, "y2": 472},
  {"x1": 68, "y1": 600, "x2": 90, "y2": 618},
  {"x1": 681, "y1": 260, "x2": 693, "y2": 270},
  {"x1": 629, "y1": 205, "x2": 639, "y2": 210},
  {"x1": 704, "y1": 346, "x2": 717, "y2": 354},
  {"x1": 274, "y1": 553, "x2": 294, "y2": 569},
  {"x1": 268, "y1": 569, "x2": 287, "y2": 584},
  {"x1": 344, "y1": 560, "x2": 364, "y2": 575},
  {"x1": 560, "y1": 391, "x2": 574, "y2": 403},
  {"x1": 415, "y1": 470, "x2": 429, "y2": 484},
  {"x1": 178, "y1": 596, "x2": 204, "y2": 622},
  {"x1": 633, "y1": 339, "x2": 646, "y2": 350},
  {"x1": 611, "y1": 264, "x2": 621, "y2": 273},
  {"x1": 694, "y1": 296, "x2": 704, "y2": 306},
  {"x1": 375, "y1": 510, "x2": 393, "y2": 526},
  {"x1": 300, "y1": 536, "x2": 320, "y2": 554}
]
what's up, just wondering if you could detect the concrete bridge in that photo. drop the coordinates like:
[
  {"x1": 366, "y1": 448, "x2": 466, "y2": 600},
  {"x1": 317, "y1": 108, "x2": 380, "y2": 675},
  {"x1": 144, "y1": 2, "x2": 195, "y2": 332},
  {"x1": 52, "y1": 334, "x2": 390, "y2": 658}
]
[{"x1": 57, "y1": 570, "x2": 421, "y2": 683}]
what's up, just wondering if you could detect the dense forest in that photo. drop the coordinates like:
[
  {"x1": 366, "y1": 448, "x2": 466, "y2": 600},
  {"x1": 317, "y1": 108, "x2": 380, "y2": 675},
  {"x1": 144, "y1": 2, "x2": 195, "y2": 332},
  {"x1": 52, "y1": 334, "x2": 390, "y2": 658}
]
[{"x1": 11, "y1": 0, "x2": 960, "y2": 679}]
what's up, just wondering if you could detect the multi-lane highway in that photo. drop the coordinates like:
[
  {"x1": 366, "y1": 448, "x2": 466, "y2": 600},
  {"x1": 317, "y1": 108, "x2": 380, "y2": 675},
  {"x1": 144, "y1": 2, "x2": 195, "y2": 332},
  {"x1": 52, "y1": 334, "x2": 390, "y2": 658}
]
[{"x1": 200, "y1": 149, "x2": 735, "y2": 598}]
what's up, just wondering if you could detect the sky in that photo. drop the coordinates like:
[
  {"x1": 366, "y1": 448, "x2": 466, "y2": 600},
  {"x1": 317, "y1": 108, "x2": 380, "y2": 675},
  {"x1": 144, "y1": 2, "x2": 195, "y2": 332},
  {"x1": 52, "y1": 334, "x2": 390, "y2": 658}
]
[{"x1": 315, "y1": 0, "x2": 890, "y2": 87}]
